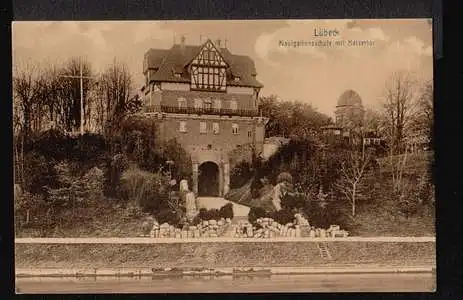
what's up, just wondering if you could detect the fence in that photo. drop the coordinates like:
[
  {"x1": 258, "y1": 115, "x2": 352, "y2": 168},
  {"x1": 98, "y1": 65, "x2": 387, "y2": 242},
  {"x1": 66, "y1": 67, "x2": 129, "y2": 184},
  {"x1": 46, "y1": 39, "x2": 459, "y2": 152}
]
[{"x1": 144, "y1": 105, "x2": 260, "y2": 117}]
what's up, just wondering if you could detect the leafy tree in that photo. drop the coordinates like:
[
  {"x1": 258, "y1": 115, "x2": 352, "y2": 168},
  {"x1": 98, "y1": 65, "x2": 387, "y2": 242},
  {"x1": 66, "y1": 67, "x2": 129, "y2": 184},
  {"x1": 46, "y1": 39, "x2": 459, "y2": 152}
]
[{"x1": 258, "y1": 95, "x2": 330, "y2": 138}]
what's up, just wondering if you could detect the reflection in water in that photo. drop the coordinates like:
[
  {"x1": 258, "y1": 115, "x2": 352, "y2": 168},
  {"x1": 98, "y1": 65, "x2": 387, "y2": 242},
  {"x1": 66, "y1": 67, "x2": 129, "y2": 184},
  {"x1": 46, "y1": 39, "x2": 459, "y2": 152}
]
[{"x1": 16, "y1": 273, "x2": 435, "y2": 293}]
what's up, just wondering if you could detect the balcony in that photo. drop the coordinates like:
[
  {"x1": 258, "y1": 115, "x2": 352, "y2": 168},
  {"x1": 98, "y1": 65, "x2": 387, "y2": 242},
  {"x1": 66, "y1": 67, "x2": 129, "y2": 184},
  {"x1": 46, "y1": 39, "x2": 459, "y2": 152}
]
[{"x1": 144, "y1": 105, "x2": 260, "y2": 117}]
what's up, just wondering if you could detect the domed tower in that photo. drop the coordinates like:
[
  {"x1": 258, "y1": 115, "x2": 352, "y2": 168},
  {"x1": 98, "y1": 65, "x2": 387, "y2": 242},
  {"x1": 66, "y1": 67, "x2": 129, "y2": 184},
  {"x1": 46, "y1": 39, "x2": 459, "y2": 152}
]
[{"x1": 335, "y1": 89, "x2": 365, "y2": 129}]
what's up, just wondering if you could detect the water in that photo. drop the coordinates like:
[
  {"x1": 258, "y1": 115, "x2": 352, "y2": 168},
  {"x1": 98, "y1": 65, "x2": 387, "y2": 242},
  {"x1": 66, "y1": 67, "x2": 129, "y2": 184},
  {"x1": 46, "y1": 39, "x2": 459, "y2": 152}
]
[{"x1": 16, "y1": 273, "x2": 435, "y2": 293}]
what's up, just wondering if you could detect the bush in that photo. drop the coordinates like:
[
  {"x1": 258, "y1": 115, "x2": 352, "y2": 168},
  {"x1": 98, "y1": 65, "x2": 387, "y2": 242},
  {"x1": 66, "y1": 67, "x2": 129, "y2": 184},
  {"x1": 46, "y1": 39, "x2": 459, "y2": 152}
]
[
  {"x1": 156, "y1": 208, "x2": 182, "y2": 227},
  {"x1": 248, "y1": 206, "x2": 268, "y2": 224},
  {"x1": 104, "y1": 153, "x2": 130, "y2": 198},
  {"x1": 160, "y1": 139, "x2": 192, "y2": 181},
  {"x1": 280, "y1": 192, "x2": 306, "y2": 211},
  {"x1": 119, "y1": 166, "x2": 170, "y2": 212},
  {"x1": 195, "y1": 203, "x2": 235, "y2": 221},
  {"x1": 218, "y1": 203, "x2": 234, "y2": 219},
  {"x1": 250, "y1": 177, "x2": 264, "y2": 199},
  {"x1": 230, "y1": 160, "x2": 253, "y2": 189},
  {"x1": 26, "y1": 129, "x2": 107, "y2": 166},
  {"x1": 24, "y1": 151, "x2": 59, "y2": 195},
  {"x1": 277, "y1": 172, "x2": 293, "y2": 184},
  {"x1": 271, "y1": 209, "x2": 294, "y2": 225}
]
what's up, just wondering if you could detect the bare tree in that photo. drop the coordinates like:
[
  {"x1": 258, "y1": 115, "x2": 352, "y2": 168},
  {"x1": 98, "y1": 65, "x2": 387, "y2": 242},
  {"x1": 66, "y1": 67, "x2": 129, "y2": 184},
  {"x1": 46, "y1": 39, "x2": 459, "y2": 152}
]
[
  {"x1": 363, "y1": 107, "x2": 384, "y2": 136},
  {"x1": 98, "y1": 59, "x2": 142, "y2": 152},
  {"x1": 381, "y1": 71, "x2": 418, "y2": 155},
  {"x1": 412, "y1": 80, "x2": 433, "y2": 144},
  {"x1": 13, "y1": 62, "x2": 46, "y2": 138},
  {"x1": 380, "y1": 71, "x2": 420, "y2": 195},
  {"x1": 99, "y1": 59, "x2": 135, "y2": 127},
  {"x1": 55, "y1": 57, "x2": 95, "y2": 132},
  {"x1": 334, "y1": 150, "x2": 372, "y2": 217}
]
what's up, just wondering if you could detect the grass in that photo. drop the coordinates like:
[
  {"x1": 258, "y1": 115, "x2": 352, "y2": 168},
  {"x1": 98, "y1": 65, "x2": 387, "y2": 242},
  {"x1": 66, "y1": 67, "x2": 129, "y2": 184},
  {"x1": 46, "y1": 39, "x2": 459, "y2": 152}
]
[
  {"x1": 349, "y1": 204, "x2": 435, "y2": 237},
  {"x1": 15, "y1": 242, "x2": 435, "y2": 269},
  {"x1": 376, "y1": 151, "x2": 433, "y2": 175},
  {"x1": 15, "y1": 199, "x2": 152, "y2": 238}
]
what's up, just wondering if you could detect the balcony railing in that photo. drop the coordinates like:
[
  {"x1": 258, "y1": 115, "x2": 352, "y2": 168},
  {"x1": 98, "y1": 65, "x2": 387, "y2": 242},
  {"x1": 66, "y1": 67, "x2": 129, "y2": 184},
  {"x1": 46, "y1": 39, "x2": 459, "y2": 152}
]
[{"x1": 144, "y1": 105, "x2": 260, "y2": 117}]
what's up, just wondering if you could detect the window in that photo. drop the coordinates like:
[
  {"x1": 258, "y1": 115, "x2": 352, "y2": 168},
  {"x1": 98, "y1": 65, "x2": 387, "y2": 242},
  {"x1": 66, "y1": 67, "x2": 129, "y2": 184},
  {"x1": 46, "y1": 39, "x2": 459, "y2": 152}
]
[
  {"x1": 230, "y1": 99, "x2": 238, "y2": 110},
  {"x1": 200, "y1": 122, "x2": 207, "y2": 134},
  {"x1": 204, "y1": 98, "x2": 212, "y2": 110},
  {"x1": 177, "y1": 97, "x2": 187, "y2": 108},
  {"x1": 179, "y1": 121, "x2": 187, "y2": 133},
  {"x1": 232, "y1": 123, "x2": 239, "y2": 135},
  {"x1": 194, "y1": 98, "x2": 203, "y2": 109},
  {"x1": 213, "y1": 123, "x2": 220, "y2": 134},
  {"x1": 213, "y1": 99, "x2": 222, "y2": 110},
  {"x1": 247, "y1": 131, "x2": 252, "y2": 138}
]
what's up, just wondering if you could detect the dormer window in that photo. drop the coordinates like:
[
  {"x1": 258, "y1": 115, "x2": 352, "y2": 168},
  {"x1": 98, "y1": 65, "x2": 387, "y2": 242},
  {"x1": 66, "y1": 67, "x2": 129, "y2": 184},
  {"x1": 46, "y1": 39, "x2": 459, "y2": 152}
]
[
  {"x1": 174, "y1": 73, "x2": 181, "y2": 78},
  {"x1": 234, "y1": 76, "x2": 240, "y2": 82}
]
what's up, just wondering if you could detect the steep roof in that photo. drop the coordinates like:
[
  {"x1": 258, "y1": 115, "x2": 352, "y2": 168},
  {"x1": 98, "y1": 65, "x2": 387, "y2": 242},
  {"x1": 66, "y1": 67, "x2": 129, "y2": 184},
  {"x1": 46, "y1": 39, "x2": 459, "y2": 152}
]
[
  {"x1": 144, "y1": 41, "x2": 263, "y2": 88},
  {"x1": 337, "y1": 89, "x2": 363, "y2": 107}
]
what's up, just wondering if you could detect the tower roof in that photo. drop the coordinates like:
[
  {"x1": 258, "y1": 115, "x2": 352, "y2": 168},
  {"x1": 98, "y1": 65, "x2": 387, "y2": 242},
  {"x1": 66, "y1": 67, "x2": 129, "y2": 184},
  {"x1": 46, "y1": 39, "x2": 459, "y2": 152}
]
[{"x1": 337, "y1": 89, "x2": 362, "y2": 107}]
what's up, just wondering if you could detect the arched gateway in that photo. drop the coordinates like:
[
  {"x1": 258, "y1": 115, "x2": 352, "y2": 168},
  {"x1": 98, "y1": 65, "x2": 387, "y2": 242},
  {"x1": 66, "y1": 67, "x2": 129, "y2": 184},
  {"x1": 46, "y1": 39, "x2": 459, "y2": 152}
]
[{"x1": 198, "y1": 161, "x2": 220, "y2": 197}]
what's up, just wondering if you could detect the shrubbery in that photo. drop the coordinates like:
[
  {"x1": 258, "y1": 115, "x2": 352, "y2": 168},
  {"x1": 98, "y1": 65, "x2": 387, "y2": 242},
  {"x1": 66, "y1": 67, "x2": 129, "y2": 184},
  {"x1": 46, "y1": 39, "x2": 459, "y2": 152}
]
[
  {"x1": 230, "y1": 160, "x2": 253, "y2": 189},
  {"x1": 119, "y1": 166, "x2": 170, "y2": 212},
  {"x1": 24, "y1": 151, "x2": 59, "y2": 196},
  {"x1": 191, "y1": 203, "x2": 235, "y2": 225}
]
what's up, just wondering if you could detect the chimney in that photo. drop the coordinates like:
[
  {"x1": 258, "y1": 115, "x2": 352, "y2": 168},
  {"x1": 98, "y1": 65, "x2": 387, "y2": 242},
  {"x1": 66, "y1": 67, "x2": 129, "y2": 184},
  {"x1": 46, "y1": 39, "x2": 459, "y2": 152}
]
[
  {"x1": 215, "y1": 39, "x2": 221, "y2": 48},
  {"x1": 224, "y1": 39, "x2": 228, "y2": 49}
]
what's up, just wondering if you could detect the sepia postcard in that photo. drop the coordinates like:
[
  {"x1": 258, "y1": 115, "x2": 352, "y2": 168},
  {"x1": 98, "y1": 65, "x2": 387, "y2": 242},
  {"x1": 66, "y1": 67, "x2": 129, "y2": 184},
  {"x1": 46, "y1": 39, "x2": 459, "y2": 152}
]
[{"x1": 13, "y1": 19, "x2": 435, "y2": 293}]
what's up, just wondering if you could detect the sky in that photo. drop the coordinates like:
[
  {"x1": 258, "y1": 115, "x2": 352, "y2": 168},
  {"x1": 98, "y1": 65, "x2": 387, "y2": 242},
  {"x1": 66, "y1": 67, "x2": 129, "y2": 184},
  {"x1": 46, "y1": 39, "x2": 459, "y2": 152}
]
[{"x1": 12, "y1": 19, "x2": 433, "y2": 117}]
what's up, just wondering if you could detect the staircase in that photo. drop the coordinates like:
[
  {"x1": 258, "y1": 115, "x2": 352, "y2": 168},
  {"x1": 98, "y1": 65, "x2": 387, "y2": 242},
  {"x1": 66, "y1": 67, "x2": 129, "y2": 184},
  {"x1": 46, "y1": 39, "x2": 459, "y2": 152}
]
[{"x1": 317, "y1": 242, "x2": 332, "y2": 260}]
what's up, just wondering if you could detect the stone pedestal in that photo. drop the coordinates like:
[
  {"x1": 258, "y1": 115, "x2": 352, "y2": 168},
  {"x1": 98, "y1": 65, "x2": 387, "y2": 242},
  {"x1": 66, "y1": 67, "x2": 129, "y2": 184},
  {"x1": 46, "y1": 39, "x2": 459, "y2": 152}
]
[
  {"x1": 192, "y1": 163, "x2": 199, "y2": 195},
  {"x1": 223, "y1": 162, "x2": 230, "y2": 195},
  {"x1": 185, "y1": 191, "x2": 197, "y2": 221}
]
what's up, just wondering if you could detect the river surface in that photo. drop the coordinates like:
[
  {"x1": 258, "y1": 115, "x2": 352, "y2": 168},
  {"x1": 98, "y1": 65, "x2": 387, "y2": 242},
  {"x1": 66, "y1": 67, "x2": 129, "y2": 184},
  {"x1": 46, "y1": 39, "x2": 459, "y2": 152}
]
[{"x1": 16, "y1": 273, "x2": 436, "y2": 293}]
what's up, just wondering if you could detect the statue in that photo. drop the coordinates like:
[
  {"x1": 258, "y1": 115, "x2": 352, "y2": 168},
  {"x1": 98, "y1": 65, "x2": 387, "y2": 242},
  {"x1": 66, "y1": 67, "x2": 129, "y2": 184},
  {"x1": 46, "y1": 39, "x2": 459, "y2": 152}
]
[{"x1": 180, "y1": 179, "x2": 189, "y2": 192}]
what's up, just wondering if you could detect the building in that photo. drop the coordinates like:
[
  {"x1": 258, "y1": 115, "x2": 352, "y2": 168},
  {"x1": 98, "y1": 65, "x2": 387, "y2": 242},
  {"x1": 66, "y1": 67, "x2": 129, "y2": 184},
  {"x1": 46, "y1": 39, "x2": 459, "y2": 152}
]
[
  {"x1": 141, "y1": 37, "x2": 268, "y2": 197},
  {"x1": 322, "y1": 89, "x2": 387, "y2": 152},
  {"x1": 334, "y1": 89, "x2": 365, "y2": 129}
]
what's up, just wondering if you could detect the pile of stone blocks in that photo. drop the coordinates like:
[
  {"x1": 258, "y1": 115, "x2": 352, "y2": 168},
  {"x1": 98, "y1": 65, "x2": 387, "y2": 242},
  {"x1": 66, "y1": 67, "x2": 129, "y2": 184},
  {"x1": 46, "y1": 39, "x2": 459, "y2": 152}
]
[
  {"x1": 306, "y1": 225, "x2": 349, "y2": 238},
  {"x1": 149, "y1": 218, "x2": 232, "y2": 239},
  {"x1": 232, "y1": 217, "x2": 304, "y2": 238}
]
